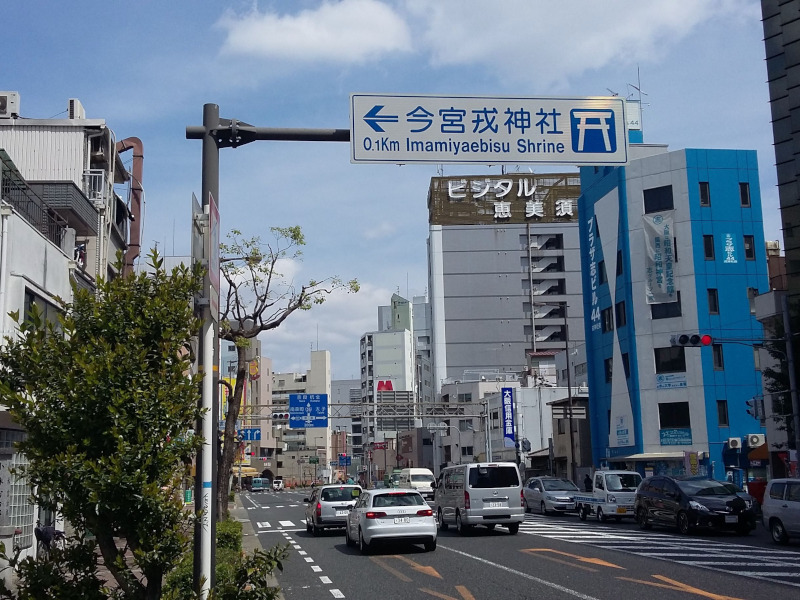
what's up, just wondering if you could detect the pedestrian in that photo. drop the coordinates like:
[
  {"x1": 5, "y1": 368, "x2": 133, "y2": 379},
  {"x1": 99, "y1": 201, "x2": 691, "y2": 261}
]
[{"x1": 583, "y1": 474, "x2": 592, "y2": 492}]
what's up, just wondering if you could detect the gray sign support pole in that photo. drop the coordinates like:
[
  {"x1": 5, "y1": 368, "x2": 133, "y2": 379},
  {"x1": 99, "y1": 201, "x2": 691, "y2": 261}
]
[{"x1": 186, "y1": 105, "x2": 349, "y2": 596}]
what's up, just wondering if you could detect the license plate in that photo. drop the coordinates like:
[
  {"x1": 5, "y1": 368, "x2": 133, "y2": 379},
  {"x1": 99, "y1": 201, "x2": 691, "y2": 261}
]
[
  {"x1": 336, "y1": 510, "x2": 348, "y2": 516},
  {"x1": 725, "y1": 515, "x2": 738, "y2": 524},
  {"x1": 394, "y1": 517, "x2": 410, "y2": 524},
  {"x1": 617, "y1": 507, "x2": 628, "y2": 514},
  {"x1": 488, "y1": 502, "x2": 503, "y2": 508}
]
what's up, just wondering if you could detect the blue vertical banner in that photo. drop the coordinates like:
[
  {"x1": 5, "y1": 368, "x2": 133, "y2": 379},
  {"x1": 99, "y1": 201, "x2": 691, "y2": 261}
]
[{"x1": 502, "y1": 387, "x2": 515, "y2": 448}]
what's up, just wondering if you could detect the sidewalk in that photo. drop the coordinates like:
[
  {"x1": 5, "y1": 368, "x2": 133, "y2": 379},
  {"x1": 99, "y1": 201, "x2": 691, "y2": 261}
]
[{"x1": 231, "y1": 494, "x2": 285, "y2": 599}]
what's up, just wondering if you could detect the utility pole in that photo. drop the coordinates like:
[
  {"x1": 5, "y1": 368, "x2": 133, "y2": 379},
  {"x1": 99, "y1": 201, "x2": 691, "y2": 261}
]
[
  {"x1": 186, "y1": 105, "x2": 349, "y2": 597},
  {"x1": 564, "y1": 302, "x2": 578, "y2": 484}
]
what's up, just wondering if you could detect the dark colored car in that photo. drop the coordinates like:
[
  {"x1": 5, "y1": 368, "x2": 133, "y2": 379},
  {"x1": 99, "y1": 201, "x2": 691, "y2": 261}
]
[{"x1": 635, "y1": 476, "x2": 757, "y2": 535}]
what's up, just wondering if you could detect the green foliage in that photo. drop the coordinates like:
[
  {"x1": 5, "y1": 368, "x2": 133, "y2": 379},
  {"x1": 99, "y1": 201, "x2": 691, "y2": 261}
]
[
  {"x1": 0, "y1": 250, "x2": 205, "y2": 598},
  {"x1": 216, "y1": 520, "x2": 242, "y2": 552},
  {"x1": 162, "y1": 543, "x2": 289, "y2": 600}
]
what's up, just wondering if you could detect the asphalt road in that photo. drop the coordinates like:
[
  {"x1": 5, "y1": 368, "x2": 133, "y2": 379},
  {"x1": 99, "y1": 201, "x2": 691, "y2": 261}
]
[{"x1": 240, "y1": 490, "x2": 800, "y2": 600}]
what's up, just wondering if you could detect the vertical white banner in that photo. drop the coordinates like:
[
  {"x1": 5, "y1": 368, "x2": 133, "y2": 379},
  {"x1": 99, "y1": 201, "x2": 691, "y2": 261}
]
[{"x1": 643, "y1": 211, "x2": 677, "y2": 304}]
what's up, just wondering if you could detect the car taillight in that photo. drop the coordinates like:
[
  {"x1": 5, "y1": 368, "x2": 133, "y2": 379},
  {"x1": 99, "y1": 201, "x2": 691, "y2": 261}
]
[
  {"x1": 464, "y1": 490, "x2": 470, "y2": 510},
  {"x1": 315, "y1": 502, "x2": 321, "y2": 517},
  {"x1": 417, "y1": 508, "x2": 433, "y2": 517},
  {"x1": 520, "y1": 490, "x2": 525, "y2": 507},
  {"x1": 365, "y1": 511, "x2": 387, "y2": 519}
]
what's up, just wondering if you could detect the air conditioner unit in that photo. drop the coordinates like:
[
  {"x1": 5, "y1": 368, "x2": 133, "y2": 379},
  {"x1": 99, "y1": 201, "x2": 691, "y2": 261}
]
[
  {"x1": 747, "y1": 433, "x2": 766, "y2": 448},
  {"x1": 68, "y1": 98, "x2": 86, "y2": 119},
  {"x1": 727, "y1": 437, "x2": 742, "y2": 450},
  {"x1": 0, "y1": 91, "x2": 20, "y2": 118}
]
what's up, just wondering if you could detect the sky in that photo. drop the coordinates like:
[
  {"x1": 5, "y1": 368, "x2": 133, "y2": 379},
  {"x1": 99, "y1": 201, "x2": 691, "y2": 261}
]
[{"x1": 4, "y1": 0, "x2": 777, "y2": 380}]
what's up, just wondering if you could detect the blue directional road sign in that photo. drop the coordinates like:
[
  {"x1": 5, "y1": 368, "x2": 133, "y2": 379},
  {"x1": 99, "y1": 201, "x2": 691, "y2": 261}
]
[
  {"x1": 288, "y1": 394, "x2": 329, "y2": 429},
  {"x1": 338, "y1": 455, "x2": 352, "y2": 467},
  {"x1": 237, "y1": 428, "x2": 261, "y2": 442}
]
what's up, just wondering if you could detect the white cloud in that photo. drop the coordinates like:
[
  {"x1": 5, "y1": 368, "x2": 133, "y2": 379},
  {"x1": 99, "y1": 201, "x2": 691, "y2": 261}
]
[
  {"x1": 259, "y1": 281, "x2": 395, "y2": 378},
  {"x1": 403, "y1": 0, "x2": 757, "y2": 89},
  {"x1": 362, "y1": 221, "x2": 397, "y2": 240},
  {"x1": 217, "y1": 0, "x2": 413, "y2": 63}
]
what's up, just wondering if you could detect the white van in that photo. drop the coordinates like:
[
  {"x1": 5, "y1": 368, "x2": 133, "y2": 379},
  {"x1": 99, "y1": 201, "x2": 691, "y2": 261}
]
[
  {"x1": 434, "y1": 462, "x2": 525, "y2": 535},
  {"x1": 398, "y1": 468, "x2": 436, "y2": 501}
]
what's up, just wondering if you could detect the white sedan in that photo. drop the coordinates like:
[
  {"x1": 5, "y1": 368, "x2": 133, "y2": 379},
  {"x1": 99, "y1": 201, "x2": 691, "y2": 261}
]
[{"x1": 345, "y1": 488, "x2": 437, "y2": 554}]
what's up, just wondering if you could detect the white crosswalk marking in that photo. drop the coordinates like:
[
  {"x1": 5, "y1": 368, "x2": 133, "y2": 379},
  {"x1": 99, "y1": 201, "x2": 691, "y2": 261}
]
[
  {"x1": 256, "y1": 522, "x2": 270, "y2": 529},
  {"x1": 278, "y1": 520, "x2": 295, "y2": 527},
  {"x1": 520, "y1": 514, "x2": 800, "y2": 588}
]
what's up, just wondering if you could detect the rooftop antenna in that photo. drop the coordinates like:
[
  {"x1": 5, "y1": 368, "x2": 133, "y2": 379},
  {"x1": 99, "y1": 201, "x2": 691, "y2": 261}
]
[
  {"x1": 606, "y1": 88, "x2": 619, "y2": 97},
  {"x1": 627, "y1": 65, "x2": 650, "y2": 131}
]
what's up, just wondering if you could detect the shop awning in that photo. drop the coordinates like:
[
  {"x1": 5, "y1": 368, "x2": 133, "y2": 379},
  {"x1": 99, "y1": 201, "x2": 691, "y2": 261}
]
[
  {"x1": 748, "y1": 444, "x2": 769, "y2": 461},
  {"x1": 612, "y1": 452, "x2": 686, "y2": 461}
]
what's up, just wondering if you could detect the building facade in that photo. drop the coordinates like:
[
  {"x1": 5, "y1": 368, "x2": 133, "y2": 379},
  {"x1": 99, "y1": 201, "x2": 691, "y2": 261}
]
[
  {"x1": 578, "y1": 146, "x2": 769, "y2": 483},
  {"x1": 427, "y1": 173, "x2": 585, "y2": 392}
]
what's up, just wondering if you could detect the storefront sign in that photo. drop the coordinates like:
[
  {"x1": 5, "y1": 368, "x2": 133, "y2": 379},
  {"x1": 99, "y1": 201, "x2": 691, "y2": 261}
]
[{"x1": 660, "y1": 428, "x2": 692, "y2": 446}]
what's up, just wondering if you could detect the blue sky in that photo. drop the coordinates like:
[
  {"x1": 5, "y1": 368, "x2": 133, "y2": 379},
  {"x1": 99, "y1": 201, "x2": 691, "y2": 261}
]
[{"x1": 5, "y1": 0, "x2": 775, "y2": 379}]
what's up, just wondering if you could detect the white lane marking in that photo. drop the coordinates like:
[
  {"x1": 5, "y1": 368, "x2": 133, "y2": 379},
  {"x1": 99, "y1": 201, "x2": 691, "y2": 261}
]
[
  {"x1": 311, "y1": 565, "x2": 323, "y2": 572},
  {"x1": 440, "y1": 545, "x2": 601, "y2": 600},
  {"x1": 298, "y1": 550, "x2": 307, "y2": 556},
  {"x1": 330, "y1": 590, "x2": 345, "y2": 598},
  {"x1": 304, "y1": 557, "x2": 314, "y2": 563},
  {"x1": 279, "y1": 520, "x2": 295, "y2": 527},
  {"x1": 256, "y1": 522, "x2": 270, "y2": 529},
  {"x1": 292, "y1": 544, "x2": 301, "y2": 549},
  {"x1": 320, "y1": 576, "x2": 332, "y2": 584}
]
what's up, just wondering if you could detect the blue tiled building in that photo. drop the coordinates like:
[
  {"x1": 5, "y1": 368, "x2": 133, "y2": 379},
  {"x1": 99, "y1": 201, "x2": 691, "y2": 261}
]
[{"x1": 578, "y1": 145, "x2": 769, "y2": 483}]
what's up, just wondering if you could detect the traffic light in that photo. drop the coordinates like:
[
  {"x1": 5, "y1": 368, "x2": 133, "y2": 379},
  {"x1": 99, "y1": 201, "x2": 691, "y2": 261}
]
[
  {"x1": 521, "y1": 439, "x2": 532, "y2": 453},
  {"x1": 745, "y1": 398, "x2": 761, "y2": 419},
  {"x1": 670, "y1": 333, "x2": 713, "y2": 347},
  {"x1": 271, "y1": 412, "x2": 289, "y2": 421}
]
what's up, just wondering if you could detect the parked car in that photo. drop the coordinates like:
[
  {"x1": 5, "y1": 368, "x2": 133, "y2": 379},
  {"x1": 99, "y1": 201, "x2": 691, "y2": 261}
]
[
  {"x1": 761, "y1": 478, "x2": 800, "y2": 544},
  {"x1": 575, "y1": 470, "x2": 642, "y2": 522},
  {"x1": 635, "y1": 476, "x2": 757, "y2": 535},
  {"x1": 272, "y1": 479, "x2": 284, "y2": 491},
  {"x1": 304, "y1": 484, "x2": 362, "y2": 536},
  {"x1": 345, "y1": 488, "x2": 436, "y2": 553},
  {"x1": 523, "y1": 477, "x2": 580, "y2": 514},
  {"x1": 434, "y1": 462, "x2": 524, "y2": 534},
  {"x1": 683, "y1": 477, "x2": 760, "y2": 516}
]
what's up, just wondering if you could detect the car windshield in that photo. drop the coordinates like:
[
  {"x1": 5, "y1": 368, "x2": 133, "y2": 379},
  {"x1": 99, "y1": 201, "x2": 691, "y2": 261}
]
[
  {"x1": 411, "y1": 474, "x2": 435, "y2": 483},
  {"x1": 542, "y1": 479, "x2": 579, "y2": 491},
  {"x1": 372, "y1": 492, "x2": 424, "y2": 507},
  {"x1": 677, "y1": 479, "x2": 734, "y2": 496},
  {"x1": 320, "y1": 487, "x2": 360, "y2": 501},
  {"x1": 468, "y1": 466, "x2": 520, "y2": 488},
  {"x1": 605, "y1": 473, "x2": 641, "y2": 492}
]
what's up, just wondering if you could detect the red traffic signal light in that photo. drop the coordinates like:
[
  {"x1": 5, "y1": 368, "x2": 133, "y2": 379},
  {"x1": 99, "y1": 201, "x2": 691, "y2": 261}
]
[{"x1": 672, "y1": 333, "x2": 713, "y2": 347}]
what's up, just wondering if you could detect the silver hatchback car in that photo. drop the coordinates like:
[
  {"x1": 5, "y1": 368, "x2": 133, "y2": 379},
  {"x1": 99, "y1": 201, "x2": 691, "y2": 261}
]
[
  {"x1": 345, "y1": 488, "x2": 436, "y2": 554},
  {"x1": 761, "y1": 478, "x2": 800, "y2": 544},
  {"x1": 304, "y1": 484, "x2": 362, "y2": 536}
]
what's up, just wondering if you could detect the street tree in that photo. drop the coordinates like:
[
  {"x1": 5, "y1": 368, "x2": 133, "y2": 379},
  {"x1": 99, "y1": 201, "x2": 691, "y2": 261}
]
[
  {"x1": 0, "y1": 251, "x2": 204, "y2": 599},
  {"x1": 217, "y1": 227, "x2": 358, "y2": 518}
]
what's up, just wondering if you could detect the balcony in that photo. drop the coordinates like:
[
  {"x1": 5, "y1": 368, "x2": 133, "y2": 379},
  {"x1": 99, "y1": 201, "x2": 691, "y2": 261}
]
[{"x1": 28, "y1": 181, "x2": 98, "y2": 236}]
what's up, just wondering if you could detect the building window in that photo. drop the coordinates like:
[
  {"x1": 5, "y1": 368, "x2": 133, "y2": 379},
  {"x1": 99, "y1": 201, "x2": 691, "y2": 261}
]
[
  {"x1": 599, "y1": 260, "x2": 607, "y2": 284},
  {"x1": 703, "y1": 235, "x2": 715, "y2": 260},
  {"x1": 558, "y1": 419, "x2": 566, "y2": 434},
  {"x1": 604, "y1": 358, "x2": 613, "y2": 383},
  {"x1": 461, "y1": 446, "x2": 474, "y2": 457},
  {"x1": 708, "y1": 289, "x2": 719, "y2": 314},
  {"x1": 654, "y1": 347, "x2": 686, "y2": 374},
  {"x1": 659, "y1": 402, "x2": 691, "y2": 429},
  {"x1": 713, "y1": 344, "x2": 725, "y2": 370},
  {"x1": 717, "y1": 400, "x2": 729, "y2": 427},
  {"x1": 601, "y1": 307, "x2": 614, "y2": 333},
  {"x1": 458, "y1": 419, "x2": 473, "y2": 432},
  {"x1": 644, "y1": 185, "x2": 674, "y2": 213},
  {"x1": 651, "y1": 291, "x2": 682, "y2": 319},
  {"x1": 457, "y1": 393, "x2": 472, "y2": 403},
  {"x1": 747, "y1": 287, "x2": 758, "y2": 314},
  {"x1": 740, "y1": 182, "x2": 751, "y2": 207},
  {"x1": 699, "y1": 181, "x2": 710, "y2": 207},
  {"x1": 744, "y1": 235, "x2": 755, "y2": 260},
  {"x1": 616, "y1": 250, "x2": 623, "y2": 276},
  {"x1": 615, "y1": 301, "x2": 626, "y2": 327},
  {"x1": 621, "y1": 353, "x2": 630, "y2": 379}
]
